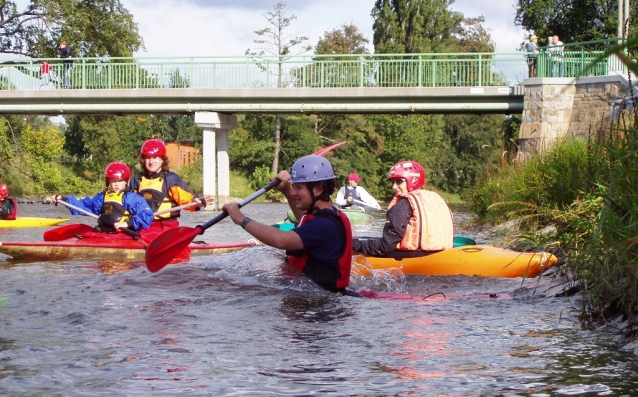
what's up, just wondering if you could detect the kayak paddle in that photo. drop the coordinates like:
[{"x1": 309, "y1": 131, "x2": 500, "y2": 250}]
[
  {"x1": 351, "y1": 199, "x2": 384, "y2": 211},
  {"x1": 55, "y1": 200, "x2": 141, "y2": 239},
  {"x1": 153, "y1": 201, "x2": 200, "y2": 216},
  {"x1": 145, "y1": 178, "x2": 282, "y2": 273}
]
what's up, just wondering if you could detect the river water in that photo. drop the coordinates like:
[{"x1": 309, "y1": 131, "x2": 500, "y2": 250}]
[{"x1": 1, "y1": 203, "x2": 637, "y2": 396}]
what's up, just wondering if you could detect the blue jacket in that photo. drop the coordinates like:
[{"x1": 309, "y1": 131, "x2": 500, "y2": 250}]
[{"x1": 64, "y1": 191, "x2": 153, "y2": 230}]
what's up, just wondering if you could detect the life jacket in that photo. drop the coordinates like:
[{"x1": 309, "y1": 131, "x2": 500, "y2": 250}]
[
  {"x1": 137, "y1": 173, "x2": 174, "y2": 220},
  {"x1": 343, "y1": 186, "x2": 361, "y2": 206},
  {"x1": 286, "y1": 208, "x2": 352, "y2": 291},
  {"x1": 2, "y1": 197, "x2": 17, "y2": 220},
  {"x1": 97, "y1": 191, "x2": 130, "y2": 232},
  {"x1": 388, "y1": 189, "x2": 454, "y2": 251}
]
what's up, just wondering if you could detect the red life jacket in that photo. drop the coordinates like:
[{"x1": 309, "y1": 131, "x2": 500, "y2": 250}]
[
  {"x1": 286, "y1": 208, "x2": 352, "y2": 291},
  {"x1": 3, "y1": 197, "x2": 17, "y2": 220}
]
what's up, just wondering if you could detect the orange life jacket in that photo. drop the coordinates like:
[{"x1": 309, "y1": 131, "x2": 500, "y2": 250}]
[
  {"x1": 286, "y1": 208, "x2": 352, "y2": 291},
  {"x1": 388, "y1": 189, "x2": 454, "y2": 251}
]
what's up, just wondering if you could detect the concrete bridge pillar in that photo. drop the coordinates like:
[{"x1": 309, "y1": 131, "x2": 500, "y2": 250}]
[{"x1": 194, "y1": 112, "x2": 237, "y2": 210}]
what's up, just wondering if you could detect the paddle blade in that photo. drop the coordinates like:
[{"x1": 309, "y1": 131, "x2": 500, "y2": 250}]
[
  {"x1": 145, "y1": 226, "x2": 203, "y2": 272},
  {"x1": 43, "y1": 223, "x2": 95, "y2": 241},
  {"x1": 314, "y1": 141, "x2": 345, "y2": 156}
]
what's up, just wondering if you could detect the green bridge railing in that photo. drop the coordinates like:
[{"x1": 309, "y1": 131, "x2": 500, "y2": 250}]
[{"x1": 0, "y1": 39, "x2": 625, "y2": 91}]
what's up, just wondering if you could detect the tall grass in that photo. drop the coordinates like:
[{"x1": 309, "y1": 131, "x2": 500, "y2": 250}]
[{"x1": 467, "y1": 112, "x2": 638, "y2": 330}]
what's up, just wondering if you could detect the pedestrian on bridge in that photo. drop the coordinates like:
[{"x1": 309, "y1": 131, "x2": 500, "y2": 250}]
[
  {"x1": 525, "y1": 35, "x2": 539, "y2": 78},
  {"x1": 57, "y1": 40, "x2": 73, "y2": 88}
]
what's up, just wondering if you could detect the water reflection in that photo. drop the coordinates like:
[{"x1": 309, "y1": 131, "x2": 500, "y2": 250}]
[{"x1": 278, "y1": 294, "x2": 355, "y2": 323}]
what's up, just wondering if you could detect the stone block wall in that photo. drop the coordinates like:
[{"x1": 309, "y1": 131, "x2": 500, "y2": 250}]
[{"x1": 519, "y1": 75, "x2": 625, "y2": 159}]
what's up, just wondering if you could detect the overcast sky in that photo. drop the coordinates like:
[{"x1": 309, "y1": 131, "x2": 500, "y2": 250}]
[{"x1": 123, "y1": 0, "x2": 527, "y2": 58}]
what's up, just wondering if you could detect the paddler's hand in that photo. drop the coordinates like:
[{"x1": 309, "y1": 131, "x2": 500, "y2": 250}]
[
  {"x1": 222, "y1": 203, "x2": 244, "y2": 225},
  {"x1": 113, "y1": 221, "x2": 128, "y2": 230},
  {"x1": 50, "y1": 195, "x2": 64, "y2": 205},
  {"x1": 195, "y1": 197, "x2": 207, "y2": 209},
  {"x1": 273, "y1": 170, "x2": 291, "y2": 194}
]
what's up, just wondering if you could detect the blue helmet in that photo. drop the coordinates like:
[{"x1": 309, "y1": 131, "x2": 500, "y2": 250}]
[{"x1": 290, "y1": 155, "x2": 335, "y2": 182}]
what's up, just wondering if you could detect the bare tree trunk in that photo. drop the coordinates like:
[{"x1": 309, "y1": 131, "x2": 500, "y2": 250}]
[{"x1": 271, "y1": 115, "x2": 281, "y2": 174}]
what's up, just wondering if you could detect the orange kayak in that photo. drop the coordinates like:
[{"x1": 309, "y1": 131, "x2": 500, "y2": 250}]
[{"x1": 352, "y1": 245, "x2": 559, "y2": 278}]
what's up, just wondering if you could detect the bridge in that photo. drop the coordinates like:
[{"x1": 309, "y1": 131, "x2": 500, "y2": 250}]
[{"x1": 0, "y1": 40, "x2": 629, "y2": 207}]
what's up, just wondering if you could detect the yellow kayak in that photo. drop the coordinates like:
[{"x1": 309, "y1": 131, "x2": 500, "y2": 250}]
[
  {"x1": 0, "y1": 217, "x2": 69, "y2": 228},
  {"x1": 353, "y1": 245, "x2": 558, "y2": 278}
]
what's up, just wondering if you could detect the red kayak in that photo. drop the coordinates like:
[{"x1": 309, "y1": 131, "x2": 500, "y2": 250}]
[{"x1": 0, "y1": 223, "x2": 260, "y2": 262}]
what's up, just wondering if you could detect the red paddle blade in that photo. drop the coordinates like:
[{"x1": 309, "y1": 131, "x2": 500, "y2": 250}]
[
  {"x1": 43, "y1": 223, "x2": 95, "y2": 241},
  {"x1": 145, "y1": 226, "x2": 203, "y2": 273},
  {"x1": 314, "y1": 141, "x2": 345, "y2": 156}
]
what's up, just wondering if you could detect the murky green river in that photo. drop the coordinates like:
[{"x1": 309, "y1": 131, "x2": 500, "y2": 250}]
[{"x1": 0, "y1": 203, "x2": 636, "y2": 395}]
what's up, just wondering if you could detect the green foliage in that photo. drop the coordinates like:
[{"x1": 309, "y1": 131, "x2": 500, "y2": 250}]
[
  {"x1": 0, "y1": 0, "x2": 144, "y2": 58},
  {"x1": 65, "y1": 115, "x2": 152, "y2": 176},
  {"x1": 372, "y1": 0, "x2": 464, "y2": 54},
  {"x1": 315, "y1": 24, "x2": 370, "y2": 56},
  {"x1": 468, "y1": 137, "x2": 608, "y2": 224},
  {"x1": 173, "y1": 158, "x2": 203, "y2": 194},
  {"x1": 514, "y1": 0, "x2": 638, "y2": 44}
]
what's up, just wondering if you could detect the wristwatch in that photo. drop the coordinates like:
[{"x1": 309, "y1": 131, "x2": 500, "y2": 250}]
[{"x1": 240, "y1": 217, "x2": 252, "y2": 229}]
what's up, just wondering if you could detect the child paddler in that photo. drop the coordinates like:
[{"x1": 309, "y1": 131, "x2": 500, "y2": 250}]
[
  {"x1": 223, "y1": 155, "x2": 359, "y2": 296},
  {"x1": 51, "y1": 162, "x2": 153, "y2": 236}
]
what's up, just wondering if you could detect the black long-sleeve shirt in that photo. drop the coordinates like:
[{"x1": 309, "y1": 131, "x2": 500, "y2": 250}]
[{"x1": 352, "y1": 198, "x2": 412, "y2": 256}]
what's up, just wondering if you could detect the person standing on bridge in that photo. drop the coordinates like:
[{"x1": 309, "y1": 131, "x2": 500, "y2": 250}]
[
  {"x1": 56, "y1": 40, "x2": 73, "y2": 88},
  {"x1": 336, "y1": 172, "x2": 381, "y2": 210},
  {"x1": 525, "y1": 35, "x2": 539, "y2": 78},
  {"x1": 352, "y1": 161, "x2": 454, "y2": 257},
  {"x1": 128, "y1": 139, "x2": 206, "y2": 260}
]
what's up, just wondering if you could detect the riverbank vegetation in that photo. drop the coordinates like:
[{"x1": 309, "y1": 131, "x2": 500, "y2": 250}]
[{"x1": 467, "y1": 94, "x2": 638, "y2": 332}]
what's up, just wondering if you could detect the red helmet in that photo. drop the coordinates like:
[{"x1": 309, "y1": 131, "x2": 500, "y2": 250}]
[
  {"x1": 140, "y1": 139, "x2": 167, "y2": 157},
  {"x1": 0, "y1": 184, "x2": 8, "y2": 199},
  {"x1": 388, "y1": 161, "x2": 426, "y2": 192},
  {"x1": 104, "y1": 162, "x2": 131, "y2": 180}
]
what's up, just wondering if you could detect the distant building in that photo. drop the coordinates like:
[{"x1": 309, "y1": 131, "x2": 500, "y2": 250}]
[{"x1": 166, "y1": 142, "x2": 200, "y2": 168}]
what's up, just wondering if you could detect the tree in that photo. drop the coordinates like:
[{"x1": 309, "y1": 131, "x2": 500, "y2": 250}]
[
  {"x1": 315, "y1": 23, "x2": 370, "y2": 56},
  {"x1": 514, "y1": 0, "x2": 638, "y2": 44},
  {"x1": 0, "y1": 0, "x2": 144, "y2": 58},
  {"x1": 246, "y1": 2, "x2": 312, "y2": 174},
  {"x1": 371, "y1": 0, "x2": 464, "y2": 54},
  {"x1": 453, "y1": 16, "x2": 495, "y2": 53}
]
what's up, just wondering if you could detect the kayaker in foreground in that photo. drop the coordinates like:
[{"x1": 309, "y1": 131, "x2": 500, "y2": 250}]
[
  {"x1": 128, "y1": 139, "x2": 206, "y2": 258},
  {"x1": 222, "y1": 155, "x2": 359, "y2": 296},
  {"x1": 353, "y1": 161, "x2": 454, "y2": 257},
  {"x1": 335, "y1": 172, "x2": 381, "y2": 210},
  {"x1": 51, "y1": 162, "x2": 153, "y2": 235},
  {"x1": 0, "y1": 184, "x2": 17, "y2": 220}
]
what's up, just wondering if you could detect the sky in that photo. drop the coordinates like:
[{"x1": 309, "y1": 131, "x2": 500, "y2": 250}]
[{"x1": 123, "y1": 0, "x2": 527, "y2": 58}]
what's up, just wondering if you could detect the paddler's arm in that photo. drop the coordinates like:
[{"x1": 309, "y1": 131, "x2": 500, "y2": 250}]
[
  {"x1": 353, "y1": 199, "x2": 411, "y2": 256},
  {"x1": 167, "y1": 185, "x2": 206, "y2": 210},
  {"x1": 222, "y1": 202, "x2": 304, "y2": 251},
  {"x1": 122, "y1": 192, "x2": 154, "y2": 230}
]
